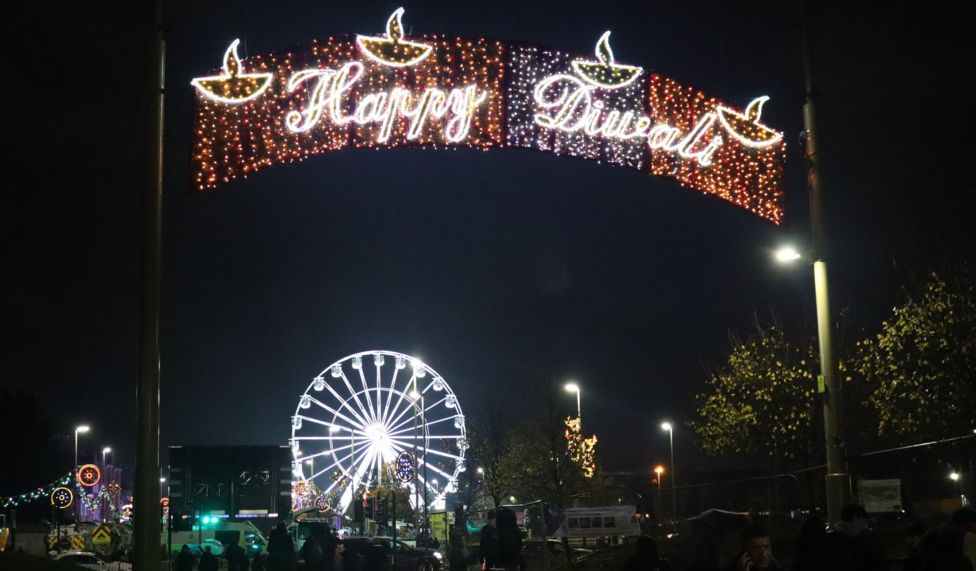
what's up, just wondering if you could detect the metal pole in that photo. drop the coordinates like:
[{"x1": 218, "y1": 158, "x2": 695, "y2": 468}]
[
  {"x1": 803, "y1": 0, "x2": 850, "y2": 524},
  {"x1": 134, "y1": 0, "x2": 165, "y2": 567},
  {"x1": 74, "y1": 430, "x2": 79, "y2": 469},
  {"x1": 668, "y1": 429, "x2": 675, "y2": 520},
  {"x1": 576, "y1": 391, "x2": 581, "y2": 422},
  {"x1": 392, "y1": 491, "x2": 397, "y2": 571}
]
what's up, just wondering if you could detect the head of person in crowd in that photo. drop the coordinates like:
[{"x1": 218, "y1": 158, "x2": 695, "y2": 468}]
[
  {"x1": 740, "y1": 524, "x2": 774, "y2": 570},
  {"x1": 837, "y1": 504, "x2": 869, "y2": 536},
  {"x1": 905, "y1": 522, "x2": 927, "y2": 552}
]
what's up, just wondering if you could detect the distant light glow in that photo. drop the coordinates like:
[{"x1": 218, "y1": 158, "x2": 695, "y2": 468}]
[
  {"x1": 564, "y1": 383, "x2": 579, "y2": 393},
  {"x1": 660, "y1": 422, "x2": 672, "y2": 432},
  {"x1": 950, "y1": 472, "x2": 961, "y2": 481}
]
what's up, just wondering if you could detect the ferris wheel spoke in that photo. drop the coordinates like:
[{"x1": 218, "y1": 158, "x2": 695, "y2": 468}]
[
  {"x1": 306, "y1": 397, "x2": 368, "y2": 431},
  {"x1": 381, "y1": 366, "x2": 402, "y2": 424},
  {"x1": 375, "y1": 363, "x2": 384, "y2": 425},
  {"x1": 423, "y1": 395, "x2": 449, "y2": 413},
  {"x1": 382, "y1": 372, "x2": 417, "y2": 427},
  {"x1": 387, "y1": 414, "x2": 457, "y2": 437},
  {"x1": 350, "y1": 447, "x2": 377, "y2": 491},
  {"x1": 357, "y1": 365, "x2": 376, "y2": 421},
  {"x1": 307, "y1": 444, "x2": 362, "y2": 481},
  {"x1": 296, "y1": 414, "x2": 362, "y2": 435},
  {"x1": 317, "y1": 476, "x2": 342, "y2": 497},
  {"x1": 389, "y1": 438, "x2": 464, "y2": 462},
  {"x1": 315, "y1": 384, "x2": 372, "y2": 429},
  {"x1": 393, "y1": 434, "x2": 464, "y2": 440},
  {"x1": 339, "y1": 371, "x2": 375, "y2": 424},
  {"x1": 416, "y1": 456, "x2": 458, "y2": 483}
]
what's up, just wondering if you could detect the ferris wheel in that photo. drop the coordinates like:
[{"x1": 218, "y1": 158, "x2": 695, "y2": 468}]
[{"x1": 290, "y1": 350, "x2": 467, "y2": 514}]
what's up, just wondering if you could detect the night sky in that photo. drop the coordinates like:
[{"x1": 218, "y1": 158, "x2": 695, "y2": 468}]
[{"x1": 4, "y1": 1, "x2": 974, "y2": 482}]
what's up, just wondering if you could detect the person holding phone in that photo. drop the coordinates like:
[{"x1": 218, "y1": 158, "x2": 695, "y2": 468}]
[{"x1": 726, "y1": 524, "x2": 780, "y2": 570}]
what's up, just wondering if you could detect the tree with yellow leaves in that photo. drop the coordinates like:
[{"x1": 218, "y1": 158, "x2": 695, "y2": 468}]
[
  {"x1": 854, "y1": 272, "x2": 976, "y2": 441},
  {"x1": 692, "y1": 324, "x2": 822, "y2": 464}
]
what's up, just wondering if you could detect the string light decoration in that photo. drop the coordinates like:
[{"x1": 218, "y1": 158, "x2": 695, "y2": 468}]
[
  {"x1": 646, "y1": 75, "x2": 785, "y2": 223},
  {"x1": 356, "y1": 8, "x2": 433, "y2": 67},
  {"x1": 571, "y1": 31, "x2": 642, "y2": 89},
  {"x1": 3, "y1": 473, "x2": 73, "y2": 508},
  {"x1": 191, "y1": 39, "x2": 274, "y2": 104},
  {"x1": 79, "y1": 488, "x2": 113, "y2": 511},
  {"x1": 190, "y1": 22, "x2": 785, "y2": 222},
  {"x1": 191, "y1": 35, "x2": 506, "y2": 190},
  {"x1": 564, "y1": 417, "x2": 598, "y2": 478}
]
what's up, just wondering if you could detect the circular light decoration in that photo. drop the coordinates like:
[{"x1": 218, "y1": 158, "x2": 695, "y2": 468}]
[
  {"x1": 77, "y1": 464, "x2": 101, "y2": 487},
  {"x1": 314, "y1": 495, "x2": 330, "y2": 511},
  {"x1": 291, "y1": 350, "x2": 466, "y2": 514},
  {"x1": 51, "y1": 487, "x2": 74, "y2": 509},
  {"x1": 395, "y1": 451, "x2": 415, "y2": 483}
]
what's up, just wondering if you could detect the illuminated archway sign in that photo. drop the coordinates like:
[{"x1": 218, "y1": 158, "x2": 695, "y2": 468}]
[{"x1": 191, "y1": 8, "x2": 785, "y2": 223}]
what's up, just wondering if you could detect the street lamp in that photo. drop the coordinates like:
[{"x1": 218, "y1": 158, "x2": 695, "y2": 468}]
[
  {"x1": 102, "y1": 447, "x2": 112, "y2": 466},
  {"x1": 564, "y1": 383, "x2": 581, "y2": 420},
  {"x1": 774, "y1": 245, "x2": 851, "y2": 521},
  {"x1": 950, "y1": 472, "x2": 961, "y2": 482},
  {"x1": 74, "y1": 425, "x2": 91, "y2": 468},
  {"x1": 476, "y1": 467, "x2": 484, "y2": 475},
  {"x1": 660, "y1": 422, "x2": 675, "y2": 520},
  {"x1": 653, "y1": 466, "x2": 664, "y2": 520}
]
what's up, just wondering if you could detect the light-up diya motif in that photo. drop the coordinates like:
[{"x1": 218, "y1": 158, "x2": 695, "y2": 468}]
[
  {"x1": 571, "y1": 31, "x2": 643, "y2": 89},
  {"x1": 356, "y1": 7, "x2": 433, "y2": 67},
  {"x1": 716, "y1": 96, "x2": 783, "y2": 148},
  {"x1": 191, "y1": 39, "x2": 274, "y2": 104}
]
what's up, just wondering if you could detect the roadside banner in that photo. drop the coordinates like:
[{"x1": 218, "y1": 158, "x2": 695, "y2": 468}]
[{"x1": 859, "y1": 479, "x2": 902, "y2": 513}]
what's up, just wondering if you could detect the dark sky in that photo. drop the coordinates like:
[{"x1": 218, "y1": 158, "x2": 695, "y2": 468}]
[{"x1": 3, "y1": 1, "x2": 974, "y2": 480}]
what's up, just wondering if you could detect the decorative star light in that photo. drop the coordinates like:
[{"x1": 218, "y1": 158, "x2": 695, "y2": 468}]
[
  {"x1": 715, "y1": 96, "x2": 783, "y2": 148},
  {"x1": 571, "y1": 31, "x2": 643, "y2": 89},
  {"x1": 191, "y1": 39, "x2": 274, "y2": 104},
  {"x1": 356, "y1": 7, "x2": 433, "y2": 67}
]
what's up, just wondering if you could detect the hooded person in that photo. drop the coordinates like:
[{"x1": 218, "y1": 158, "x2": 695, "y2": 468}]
[{"x1": 826, "y1": 504, "x2": 887, "y2": 571}]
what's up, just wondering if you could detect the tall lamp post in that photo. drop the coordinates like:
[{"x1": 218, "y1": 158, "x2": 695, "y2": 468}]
[
  {"x1": 660, "y1": 422, "x2": 675, "y2": 520},
  {"x1": 775, "y1": 244, "x2": 851, "y2": 522},
  {"x1": 786, "y1": 0, "x2": 853, "y2": 524},
  {"x1": 102, "y1": 447, "x2": 112, "y2": 466},
  {"x1": 564, "y1": 383, "x2": 581, "y2": 421},
  {"x1": 74, "y1": 425, "x2": 91, "y2": 468}
]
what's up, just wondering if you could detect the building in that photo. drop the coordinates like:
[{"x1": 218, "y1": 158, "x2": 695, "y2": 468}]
[{"x1": 167, "y1": 446, "x2": 292, "y2": 525}]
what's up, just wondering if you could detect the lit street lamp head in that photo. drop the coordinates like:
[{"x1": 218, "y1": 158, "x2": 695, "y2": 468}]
[
  {"x1": 950, "y1": 472, "x2": 961, "y2": 481},
  {"x1": 102, "y1": 447, "x2": 111, "y2": 454},
  {"x1": 774, "y1": 246, "x2": 802, "y2": 264},
  {"x1": 660, "y1": 422, "x2": 672, "y2": 432},
  {"x1": 76, "y1": 425, "x2": 91, "y2": 434},
  {"x1": 564, "y1": 383, "x2": 579, "y2": 393}
]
